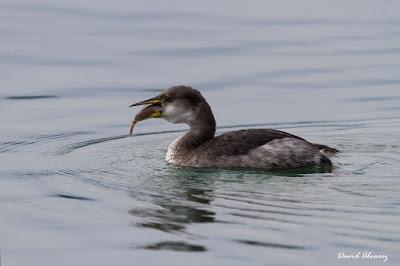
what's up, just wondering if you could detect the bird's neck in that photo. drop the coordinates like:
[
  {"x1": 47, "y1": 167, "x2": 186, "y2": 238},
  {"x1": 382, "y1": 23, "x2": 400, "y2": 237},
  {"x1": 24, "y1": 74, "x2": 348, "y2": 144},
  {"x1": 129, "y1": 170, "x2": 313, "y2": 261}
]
[{"x1": 180, "y1": 101, "x2": 216, "y2": 150}]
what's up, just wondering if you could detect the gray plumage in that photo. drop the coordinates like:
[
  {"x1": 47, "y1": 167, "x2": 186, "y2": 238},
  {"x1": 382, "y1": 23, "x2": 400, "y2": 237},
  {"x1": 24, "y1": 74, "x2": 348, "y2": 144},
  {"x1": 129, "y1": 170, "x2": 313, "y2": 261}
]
[
  {"x1": 166, "y1": 128, "x2": 337, "y2": 169},
  {"x1": 131, "y1": 86, "x2": 339, "y2": 169}
]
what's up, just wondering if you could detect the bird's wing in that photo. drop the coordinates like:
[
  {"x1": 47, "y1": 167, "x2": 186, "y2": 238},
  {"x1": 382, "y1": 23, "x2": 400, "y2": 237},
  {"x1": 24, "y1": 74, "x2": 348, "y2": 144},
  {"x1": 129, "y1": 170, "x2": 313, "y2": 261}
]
[{"x1": 198, "y1": 128, "x2": 306, "y2": 156}]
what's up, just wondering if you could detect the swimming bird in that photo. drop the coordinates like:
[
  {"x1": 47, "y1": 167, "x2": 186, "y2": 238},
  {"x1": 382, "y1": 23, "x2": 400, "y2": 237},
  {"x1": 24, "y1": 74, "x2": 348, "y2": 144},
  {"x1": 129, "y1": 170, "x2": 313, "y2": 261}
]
[{"x1": 129, "y1": 86, "x2": 338, "y2": 169}]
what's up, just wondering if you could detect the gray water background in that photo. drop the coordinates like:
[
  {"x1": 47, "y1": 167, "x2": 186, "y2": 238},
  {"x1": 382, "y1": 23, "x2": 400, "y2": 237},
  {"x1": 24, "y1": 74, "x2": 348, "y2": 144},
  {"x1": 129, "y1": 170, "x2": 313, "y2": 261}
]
[{"x1": 0, "y1": 0, "x2": 400, "y2": 265}]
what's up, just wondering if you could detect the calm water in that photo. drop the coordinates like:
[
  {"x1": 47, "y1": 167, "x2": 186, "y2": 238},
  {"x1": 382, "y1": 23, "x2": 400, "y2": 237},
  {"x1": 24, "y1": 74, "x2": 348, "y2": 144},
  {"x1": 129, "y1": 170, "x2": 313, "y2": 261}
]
[{"x1": 1, "y1": 0, "x2": 400, "y2": 265}]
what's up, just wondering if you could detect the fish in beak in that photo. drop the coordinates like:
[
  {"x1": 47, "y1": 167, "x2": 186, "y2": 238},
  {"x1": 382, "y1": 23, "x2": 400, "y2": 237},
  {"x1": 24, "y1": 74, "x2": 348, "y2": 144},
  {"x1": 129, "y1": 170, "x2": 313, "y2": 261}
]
[{"x1": 129, "y1": 95, "x2": 163, "y2": 135}]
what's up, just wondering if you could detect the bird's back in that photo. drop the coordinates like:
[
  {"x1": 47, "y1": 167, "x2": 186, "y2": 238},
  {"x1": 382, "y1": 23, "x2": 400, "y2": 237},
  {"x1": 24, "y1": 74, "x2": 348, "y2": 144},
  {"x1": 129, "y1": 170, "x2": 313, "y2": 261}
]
[
  {"x1": 181, "y1": 129, "x2": 337, "y2": 169},
  {"x1": 196, "y1": 129, "x2": 304, "y2": 157}
]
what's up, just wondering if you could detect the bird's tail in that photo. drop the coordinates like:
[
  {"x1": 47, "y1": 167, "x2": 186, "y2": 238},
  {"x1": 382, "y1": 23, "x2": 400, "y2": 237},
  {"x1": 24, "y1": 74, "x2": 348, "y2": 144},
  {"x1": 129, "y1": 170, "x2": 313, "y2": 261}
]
[{"x1": 312, "y1": 143, "x2": 339, "y2": 157}]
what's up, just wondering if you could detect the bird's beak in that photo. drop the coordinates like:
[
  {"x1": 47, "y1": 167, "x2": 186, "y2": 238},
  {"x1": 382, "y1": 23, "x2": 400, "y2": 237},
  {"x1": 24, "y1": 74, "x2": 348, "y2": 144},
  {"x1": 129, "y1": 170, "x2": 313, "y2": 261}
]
[
  {"x1": 128, "y1": 95, "x2": 163, "y2": 135},
  {"x1": 129, "y1": 95, "x2": 162, "y2": 107}
]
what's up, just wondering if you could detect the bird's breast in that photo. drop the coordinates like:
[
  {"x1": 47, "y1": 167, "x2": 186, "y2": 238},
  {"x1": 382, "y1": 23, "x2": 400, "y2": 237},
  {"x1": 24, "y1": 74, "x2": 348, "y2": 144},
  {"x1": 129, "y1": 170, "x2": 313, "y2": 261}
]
[{"x1": 165, "y1": 135, "x2": 185, "y2": 164}]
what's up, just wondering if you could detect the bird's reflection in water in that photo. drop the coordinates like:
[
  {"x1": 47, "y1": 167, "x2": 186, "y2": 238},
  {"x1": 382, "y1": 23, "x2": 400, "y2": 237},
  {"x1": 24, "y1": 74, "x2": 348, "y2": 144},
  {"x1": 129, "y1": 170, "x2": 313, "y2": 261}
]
[
  {"x1": 128, "y1": 165, "x2": 332, "y2": 252},
  {"x1": 129, "y1": 186, "x2": 214, "y2": 232},
  {"x1": 128, "y1": 167, "x2": 216, "y2": 252}
]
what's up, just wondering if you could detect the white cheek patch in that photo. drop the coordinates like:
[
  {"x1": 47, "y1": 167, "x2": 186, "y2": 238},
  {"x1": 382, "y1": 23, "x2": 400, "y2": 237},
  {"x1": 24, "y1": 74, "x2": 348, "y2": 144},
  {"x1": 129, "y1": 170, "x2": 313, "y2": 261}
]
[
  {"x1": 164, "y1": 105, "x2": 178, "y2": 116},
  {"x1": 163, "y1": 104, "x2": 194, "y2": 124},
  {"x1": 163, "y1": 105, "x2": 181, "y2": 123}
]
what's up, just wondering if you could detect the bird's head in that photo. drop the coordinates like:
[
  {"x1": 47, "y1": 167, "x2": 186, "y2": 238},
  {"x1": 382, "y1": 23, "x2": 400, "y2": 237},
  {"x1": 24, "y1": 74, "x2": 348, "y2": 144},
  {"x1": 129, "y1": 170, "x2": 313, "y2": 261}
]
[{"x1": 129, "y1": 86, "x2": 215, "y2": 134}]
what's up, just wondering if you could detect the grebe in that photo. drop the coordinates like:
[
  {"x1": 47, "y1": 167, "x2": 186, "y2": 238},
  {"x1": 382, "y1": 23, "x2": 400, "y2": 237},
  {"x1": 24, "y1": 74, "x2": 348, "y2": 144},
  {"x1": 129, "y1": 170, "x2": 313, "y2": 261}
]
[{"x1": 129, "y1": 86, "x2": 338, "y2": 169}]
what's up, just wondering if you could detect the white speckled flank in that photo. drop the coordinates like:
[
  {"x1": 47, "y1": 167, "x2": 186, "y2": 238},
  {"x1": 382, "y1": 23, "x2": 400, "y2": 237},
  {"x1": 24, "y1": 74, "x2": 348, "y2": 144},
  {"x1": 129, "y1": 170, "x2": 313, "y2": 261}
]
[{"x1": 246, "y1": 138, "x2": 324, "y2": 168}]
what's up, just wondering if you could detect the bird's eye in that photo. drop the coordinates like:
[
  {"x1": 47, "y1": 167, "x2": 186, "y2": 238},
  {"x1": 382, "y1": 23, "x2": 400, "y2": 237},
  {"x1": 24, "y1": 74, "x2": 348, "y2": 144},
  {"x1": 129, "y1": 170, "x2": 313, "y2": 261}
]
[{"x1": 163, "y1": 96, "x2": 170, "y2": 103}]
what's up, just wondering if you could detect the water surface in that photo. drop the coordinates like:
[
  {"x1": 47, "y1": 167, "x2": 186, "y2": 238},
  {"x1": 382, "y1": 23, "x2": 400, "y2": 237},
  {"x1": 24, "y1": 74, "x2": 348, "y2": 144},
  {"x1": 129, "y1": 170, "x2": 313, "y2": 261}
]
[{"x1": 1, "y1": 0, "x2": 400, "y2": 265}]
